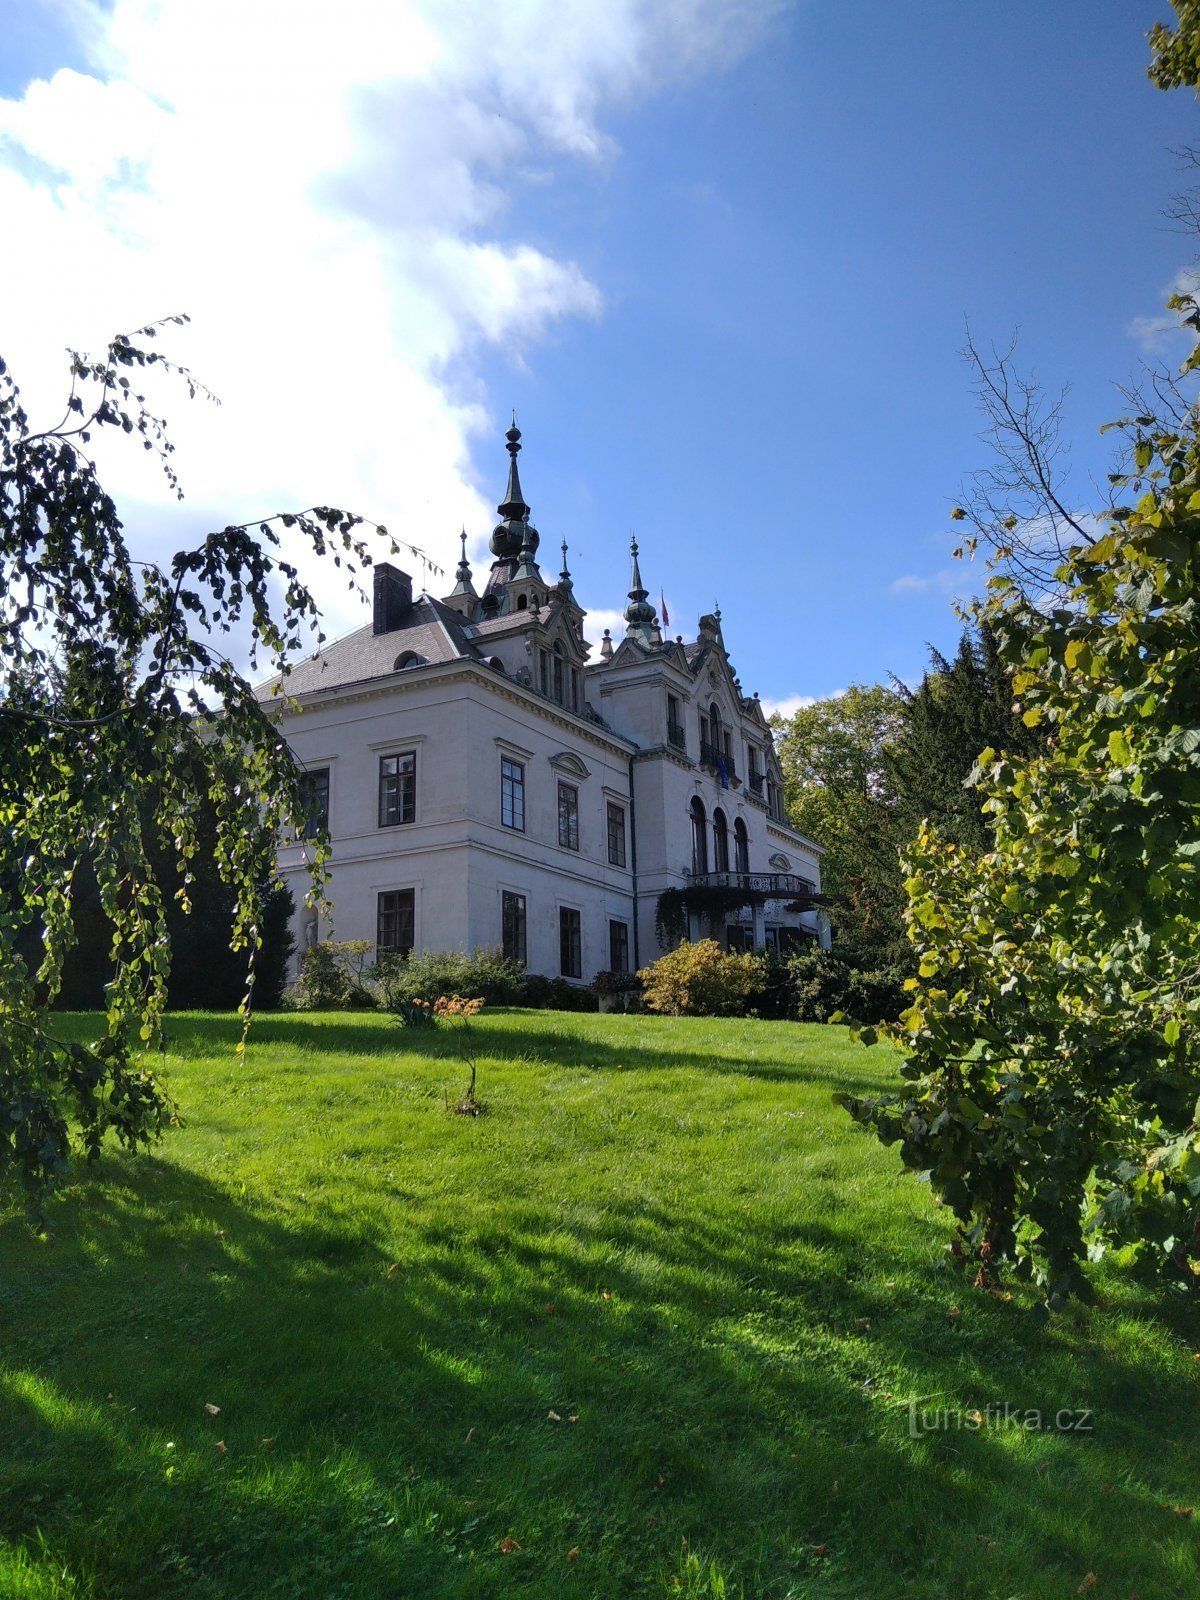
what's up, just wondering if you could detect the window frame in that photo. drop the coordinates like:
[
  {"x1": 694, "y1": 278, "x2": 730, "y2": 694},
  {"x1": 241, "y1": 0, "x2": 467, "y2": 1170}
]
[
  {"x1": 298, "y1": 766, "x2": 330, "y2": 839},
  {"x1": 501, "y1": 890, "x2": 527, "y2": 965},
  {"x1": 378, "y1": 751, "x2": 416, "y2": 828},
  {"x1": 557, "y1": 780, "x2": 580, "y2": 851},
  {"x1": 606, "y1": 801, "x2": 627, "y2": 868},
  {"x1": 376, "y1": 888, "x2": 415, "y2": 955},
  {"x1": 500, "y1": 755, "x2": 526, "y2": 832},
  {"x1": 559, "y1": 906, "x2": 582, "y2": 979}
]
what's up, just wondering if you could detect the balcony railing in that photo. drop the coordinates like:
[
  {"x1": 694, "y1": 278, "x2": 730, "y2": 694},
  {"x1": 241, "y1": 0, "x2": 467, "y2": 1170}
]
[
  {"x1": 667, "y1": 720, "x2": 687, "y2": 752},
  {"x1": 687, "y1": 870, "x2": 817, "y2": 900},
  {"x1": 747, "y1": 771, "x2": 765, "y2": 797},
  {"x1": 699, "y1": 739, "x2": 737, "y2": 780}
]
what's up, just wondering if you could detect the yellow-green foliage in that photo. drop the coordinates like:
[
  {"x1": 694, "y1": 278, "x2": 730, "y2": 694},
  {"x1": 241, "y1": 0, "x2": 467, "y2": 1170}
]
[{"x1": 638, "y1": 938, "x2": 763, "y2": 1017}]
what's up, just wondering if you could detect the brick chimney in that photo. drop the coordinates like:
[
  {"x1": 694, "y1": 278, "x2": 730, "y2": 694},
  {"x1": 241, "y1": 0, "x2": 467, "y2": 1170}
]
[{"x1": 372, "y1": 563, "x2": 413, "y2": 634}]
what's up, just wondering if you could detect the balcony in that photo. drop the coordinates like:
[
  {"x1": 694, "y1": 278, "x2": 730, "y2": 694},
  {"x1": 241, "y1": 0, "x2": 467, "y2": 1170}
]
[
  {"x1": 699, "y1": 739, "x2": 737, "y2": 781},
  {"x1": 687, "y1": 870, "x2": 817, "y2": 900},
  {"x1": 667, "y1": 720, "x2": 687, "y2": 752},
  {"x1": 747, "y1": 771, "x2": 765, "y2": 797}
]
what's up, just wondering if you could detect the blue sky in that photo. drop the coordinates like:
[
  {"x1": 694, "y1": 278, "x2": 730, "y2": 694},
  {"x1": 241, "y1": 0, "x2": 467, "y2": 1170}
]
[{"x1": 1, "y1": 1, "x2": 1195, "y2": 712}]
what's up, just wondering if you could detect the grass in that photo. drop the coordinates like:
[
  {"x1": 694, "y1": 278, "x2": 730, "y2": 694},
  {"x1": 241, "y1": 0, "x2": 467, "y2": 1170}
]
[{"x1": 1, "y1": 1008, "x2": 1197, "y2": 1599}]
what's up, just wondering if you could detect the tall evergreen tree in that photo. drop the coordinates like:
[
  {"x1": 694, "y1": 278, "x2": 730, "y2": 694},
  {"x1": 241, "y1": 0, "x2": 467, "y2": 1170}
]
[{"x1": 888, "y1": 621, "x2": 1038, "y2": 854}]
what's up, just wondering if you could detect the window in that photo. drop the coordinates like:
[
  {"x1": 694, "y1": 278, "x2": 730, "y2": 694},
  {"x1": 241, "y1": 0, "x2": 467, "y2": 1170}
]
[
  {"x1": 558, "y1": 781, "x2": 579, "y2": 850},
  {"x1": 571, "y1": 668, "x2": 579, "y2": 713},
  {"x1": 502, "y1": 891, "x2": 527, "y2": 965},
  {"x1": 667, "y1": 693, "x2": 685, "y2": 751},
  {"x1": 713, "y1": 808, "x2": 730, "y2": 873},
  {"x1": 727, "y1": 926, "x2": 755, "y2": 953},
  {"x1": 606, "y1": 802, "x2": 626, "y2": 867},
  {"x1": 539, "y1": 649, "x2": 549, "y2": 695},
  {"x1": 516, "y1": 593, "x2": 528, "y2": 610},
  {"x1": 377, "y1": 889, "x2": 415, "y2": 954},
  {"x1": 690, "y1": 796, "x2": 708, "y2": 875},
  {"x1": 553, "y1": 643, "x2": 565, "y2": 705},
  {"x1": 378, "y1": 751, "x2": 415, "y2": 827},
  {"x1": 559, "y1": 907, "x2": 582, "y2": 978},
  {"x1": 609, "y1": 919, "x2": 629, "y2": 974},
  {"x1": 501, "y1": 756, "x2": 525, "y2": 831},
  {"x1": 734, "y1": 817, "x2": 749, "y2": 875},
  {"x1": 299, "y1": 766, "x2": 329, "y2": 838}
]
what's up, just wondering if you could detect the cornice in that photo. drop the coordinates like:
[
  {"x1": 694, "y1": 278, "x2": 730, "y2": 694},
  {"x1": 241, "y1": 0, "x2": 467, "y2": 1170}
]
[{"x1": 269, "y1": 659, "x2": 637, "y2": 759}]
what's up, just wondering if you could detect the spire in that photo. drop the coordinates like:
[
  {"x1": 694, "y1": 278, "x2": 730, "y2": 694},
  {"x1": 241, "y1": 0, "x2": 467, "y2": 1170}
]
[
  {"x1": 600, "y1": 628, "x2": 613, "y2": 660},
  {"x1": 446, "y1": 528, "x2": 478, "y2": 605},
  {"x1": 489, "y1": 420, "x2": 540, "y2": 562},
  {"x1": 497, "y1": 419, "x2": 531, "y2": 523},
  {"x1": 513, "y1": 515, "x2": 541, "y2": 583},
  {"x1": 557, "y1": 537, "x2": 575, "y2": 595},
  {"x1": 624, "y1": 534, "x2": 657, "y2": 640}
]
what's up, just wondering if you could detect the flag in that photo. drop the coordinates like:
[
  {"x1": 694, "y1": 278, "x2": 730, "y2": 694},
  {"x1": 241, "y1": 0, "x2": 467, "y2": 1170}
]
[
  {"x1": 659, "y1": 590, "x2": 669, "y2": 629},
  {"x1": 716, "y1": 754, "x2": 730, "y2": 790}
]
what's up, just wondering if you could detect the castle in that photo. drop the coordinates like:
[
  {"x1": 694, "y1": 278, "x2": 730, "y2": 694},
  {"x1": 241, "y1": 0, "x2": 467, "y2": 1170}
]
[{"x1": 261, "y1": 425, "x2": 825, "y2": 980}]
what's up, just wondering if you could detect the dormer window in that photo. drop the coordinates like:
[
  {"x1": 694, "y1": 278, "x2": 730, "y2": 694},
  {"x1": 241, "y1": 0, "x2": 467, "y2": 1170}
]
[
  {"x1": 393, "y1": 650, "x2": 425, "y2": 670},
  {"x1": 516, "y1": 593, "x2": 528, "y2": 611}
]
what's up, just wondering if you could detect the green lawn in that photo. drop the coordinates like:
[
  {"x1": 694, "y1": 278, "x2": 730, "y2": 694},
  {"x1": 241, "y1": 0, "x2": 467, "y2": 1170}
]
[{"x1": 1, "y1": 1010, "x2": 1196, "y2": 1599}]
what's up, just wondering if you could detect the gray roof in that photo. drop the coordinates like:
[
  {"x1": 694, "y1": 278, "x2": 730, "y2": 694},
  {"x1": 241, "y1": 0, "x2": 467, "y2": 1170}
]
[{"x1": 257, "y1": 596, "x2": 481, "y2": 698}]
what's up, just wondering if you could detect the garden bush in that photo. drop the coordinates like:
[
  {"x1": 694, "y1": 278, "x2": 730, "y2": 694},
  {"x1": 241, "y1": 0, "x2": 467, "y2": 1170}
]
[
  {"x1": 787, "y1": 947, "x2": 907, "y2": 1026},
  {"x1": 290, "y1": 940, "x2": 378, "y2": 1010},
  {"x1": 638, "y1": 939, "x2": 764, "y2": 1017},
  {"x1": 379, "y1": 946, "x2": 527, "y2": 1008}
]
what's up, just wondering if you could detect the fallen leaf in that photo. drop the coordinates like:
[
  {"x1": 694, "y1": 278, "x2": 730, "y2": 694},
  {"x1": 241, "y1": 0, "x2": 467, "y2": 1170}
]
[
  {"x1": 204, "y1": 1403, "x2": 221, "y2": 1416},
  {"x1": 855, "y1": 1317, "x2": 871, "y2": 1330},
  {"x1": 547, "y1": 1410, "x2": 562, "y2": 1423},
  {"x1": 1076, "y1": 1574, "x2": 1096, "y2": 1594},
  {"x1": 465, "y1": 1427, "x2": 475, "y2": 1443},
  {"x1": 544, "y1": 1302, "x2": 557, "y2": 1314},
  {"x1": 567, "y1": 1413, "x2": 578, "y2": 1424},
  {"x1": 500, "y1": 1537, "x2": 521, "y2": 1554},
  {"x1": 387, "y1": 1263, "x2": 399, "y2": 1276},
  {"x1": 885, "y1": 1280, "x2": 896, "y2": 1290},
  {"x1": 809, "y1": 1543, "x2": 827, "y2": 1556},
  {"x1": 1167, "y1": 1505, "x2": 1194, "y2": 1518},
  {"x1": 948, "y1": 1305, "x2": 961, "y2": 1320},
  {"x1": 602, "y1": 1292, "x2": 611, "y2": 1301},
  {"x1": 215, "y1": 1440, "x2": 227, "y2": 1454},
  {"x1": 566, "y1": 1546, "x2": 581, "y2": 1561},
  {"x1": 261, "y1": 1438, "x2": 275, "y2": 1448}
]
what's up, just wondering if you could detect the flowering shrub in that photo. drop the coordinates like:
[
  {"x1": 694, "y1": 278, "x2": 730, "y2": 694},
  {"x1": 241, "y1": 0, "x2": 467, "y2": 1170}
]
[{"x1": 637, "y1": 939, "x2": 764, "y2": 1018}]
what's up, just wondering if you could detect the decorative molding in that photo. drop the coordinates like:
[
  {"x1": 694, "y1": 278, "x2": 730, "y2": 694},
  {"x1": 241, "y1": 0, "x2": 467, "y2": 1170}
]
[{"x1": 549, "y1": 750, "x2": 591, "y2": 779}]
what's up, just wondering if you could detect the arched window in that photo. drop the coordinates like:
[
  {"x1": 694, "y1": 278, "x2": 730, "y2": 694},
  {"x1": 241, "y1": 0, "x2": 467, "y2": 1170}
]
[
  {"x1": 516, "y1": 593, "x2": 528, "y2": 611},
  {"x1": 712, "y1": 808, "x2": 730, "y2": 873},
  {"x1": 488, "y1": 656, "x2": 505, "y2": 673},
  {"x1": 393, "y1": 650, "x2": 420, "y2": 670},
  {"x1": 553, "y1": 642, "x2": 565, "y2": 705},
  {"x1": 734, "y1": 817, "x2": 749, "y2": 876},
  {"x1": 690, "y1": 796, "x2": 708, "y2": 876}
]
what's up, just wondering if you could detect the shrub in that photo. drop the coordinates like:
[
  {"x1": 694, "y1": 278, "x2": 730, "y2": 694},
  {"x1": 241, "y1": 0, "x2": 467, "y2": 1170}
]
[
  {"x1": 382, "y1": 947, "x2": 527, "y2": 1008},
  {"x1": 522, "y1": 973, "x2": 600, "y2": 1012},
  {"x1": 293, "y1": 940, "x2": 378, "y2": 1010},
  {"x1": 638, "y1": 939, "x2": 764, "y2": 1018},
  {"x1": 787, "y1": 948, "x2": 907, "y2": 1026}
]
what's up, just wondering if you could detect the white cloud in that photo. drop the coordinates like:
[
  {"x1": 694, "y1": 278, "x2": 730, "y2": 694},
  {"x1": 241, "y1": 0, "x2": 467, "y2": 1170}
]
[
  {"x1": 758, "y1": 692, "x2": 821, "y2": 720},
  {"x1": 1128, "y1": 266, "x2": 1200, "y2": 358},
  {"x1": 580, "y1": 606, "x2": 628, "y2": 653},
  {"x1": 0, "y1": 0, "x2": 776, "y2": 644}
]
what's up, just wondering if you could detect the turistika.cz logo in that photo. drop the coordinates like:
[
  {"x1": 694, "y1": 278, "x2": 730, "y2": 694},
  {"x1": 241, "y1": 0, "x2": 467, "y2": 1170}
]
[{"x1": 906, "y1": 1398, "x2": 1094, "y2": 1439}]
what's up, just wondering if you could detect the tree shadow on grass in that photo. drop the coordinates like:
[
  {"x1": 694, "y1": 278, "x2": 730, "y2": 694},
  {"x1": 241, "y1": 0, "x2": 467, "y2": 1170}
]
[
  {"x1": 195, "y1": 1009, "x2": 894, "y2": 1095},
  {"x1": 1, "y1": 1144, "x2": 1196, "y2": 1600}
]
